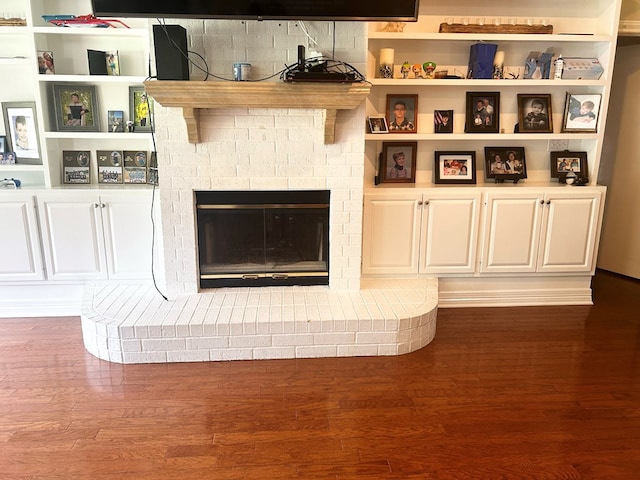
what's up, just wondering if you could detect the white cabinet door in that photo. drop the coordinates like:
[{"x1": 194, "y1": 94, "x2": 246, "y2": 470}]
[
  {"x1": 362, "y1": 193, "x2": 421, "y2": 275},
  {"x1": 480, "y1": 192, "x2": 544, "y2": 273},
  {"x1": 37, "y1": 193, "x2": 108, "y2": 281},
  {"x1": 100, "y1": 192, "x2": 154, "y2": 280},
  {"x1": 537, "y1": 190, "x2": 602, "y2": 273},
  {"x1": 419, "y1": 193, "x2": 481, "y2": 274},
  {"x1": 0, "y1": 193, "x2": 45, "y2": 281}
]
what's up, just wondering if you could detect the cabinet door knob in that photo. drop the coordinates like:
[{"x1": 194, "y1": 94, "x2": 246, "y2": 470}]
[
  {"x1": 417, "y1": 200, "x2": 423, "y2": 206},
  {"x1": 93, "y1": 203, "x2": 100, "y2": 208},
  {"x1": 101, "y1": 203, "x2": 106, "y2": 208},
  {"x1": 546, "y1": 200, "x2": 551, "y2": 205}
]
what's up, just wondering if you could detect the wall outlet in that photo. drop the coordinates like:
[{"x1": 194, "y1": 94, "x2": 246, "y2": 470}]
[{"x1": 548, "y1": 139, "x2": 569, "y2": 151}]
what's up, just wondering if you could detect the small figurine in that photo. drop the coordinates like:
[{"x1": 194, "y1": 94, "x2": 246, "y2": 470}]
[
  {"x1": 412, "y1": 64, "x2": 424, "y2": 79},
  {"x1": 126, "y1": 120, "x2": 135, "y2": 133},
  {"x1": 423, "y1": 61, "x2": 436, "y2": 79},
  {"x1": 400, "y1": 61, "x2": 411, "y2": 79},
  {"x1": 538, "y1": 52, "x2": 554, "y2": 79},
  {"x1": 524, "y1": 56, "x2": 538, "y2": 79},
  {"x1": 380, "y1": 22, "x2": 406, "y2": 32}
]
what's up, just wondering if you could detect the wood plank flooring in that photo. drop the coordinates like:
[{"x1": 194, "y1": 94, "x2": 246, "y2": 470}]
[{"x1": 1, "y1": 269, "x2": 639, "y2": 479}]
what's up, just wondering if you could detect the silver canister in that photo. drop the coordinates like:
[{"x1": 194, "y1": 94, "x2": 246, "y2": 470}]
[{"x1": 233, "y1": 63, "x2": 251, "y2": 81}]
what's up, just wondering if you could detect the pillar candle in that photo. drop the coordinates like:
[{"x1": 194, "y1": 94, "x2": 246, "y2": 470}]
[
  {"x1": 494, "y1": 50, "x2": 505, "y2": 67},
  {"x1": 380, "y1": 48, "x2": 395, "y2": 65}
]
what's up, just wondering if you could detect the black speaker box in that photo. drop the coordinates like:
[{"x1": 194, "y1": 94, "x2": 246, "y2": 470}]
[{"x1": 153, "y1": 24, "x2": 189, "y2": 81}]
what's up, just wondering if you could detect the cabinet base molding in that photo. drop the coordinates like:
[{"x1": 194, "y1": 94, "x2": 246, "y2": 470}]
[
  {"x1": 437, "y1": 275, "x2": 594, "y2": 308},
  {"x1": 0, "y1": 285, "x2": 83, "y2": 318}
]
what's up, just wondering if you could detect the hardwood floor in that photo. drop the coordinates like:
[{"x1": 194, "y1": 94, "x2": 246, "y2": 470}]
[{"x1": 1, "y1": 269, "x2": 639, "y2": 479}]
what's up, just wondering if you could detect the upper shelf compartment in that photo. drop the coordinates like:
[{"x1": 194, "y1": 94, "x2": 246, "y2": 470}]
[{"x1": 143, "y1": 80, "x2": 371, "y2": 144}]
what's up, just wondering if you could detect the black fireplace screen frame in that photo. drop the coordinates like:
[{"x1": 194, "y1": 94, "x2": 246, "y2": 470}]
[{"x1": 195, "y1": 190, "x2": 330, "y2": 288}]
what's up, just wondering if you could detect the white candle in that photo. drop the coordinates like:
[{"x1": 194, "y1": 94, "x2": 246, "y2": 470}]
[
  {"x1": 494, "y1": 50, "x2": 505, "y2": 67},
  {"x1": 380, "y1": 48, "x2": 395, "y2": 66}
]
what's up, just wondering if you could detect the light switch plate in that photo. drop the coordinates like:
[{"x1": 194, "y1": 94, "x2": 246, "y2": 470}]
[{"x1": 548, "y1": 139, "x2": 569, "y2": 151}]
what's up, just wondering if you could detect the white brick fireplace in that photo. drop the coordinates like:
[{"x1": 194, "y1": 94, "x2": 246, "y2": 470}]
[{"x1": 79, "y1": 19, "x2": 439, "y2": 363}]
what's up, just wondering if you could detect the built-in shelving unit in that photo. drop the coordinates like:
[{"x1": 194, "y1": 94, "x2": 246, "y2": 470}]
[{"x1": 365, "y1": 0, "x2": 622, "y2": 186}]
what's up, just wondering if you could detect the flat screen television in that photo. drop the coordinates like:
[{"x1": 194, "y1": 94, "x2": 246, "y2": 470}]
[{"x1": 91, "y1": 0, "x2": 420, "y2": 22}]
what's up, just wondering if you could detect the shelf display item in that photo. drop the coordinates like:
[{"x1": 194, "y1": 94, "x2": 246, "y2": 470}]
[
  {"x1": 484, "y1": 147, "x2": 527, "y2": 182},
  {"x1": 379, "y1": 142, "x2": 417, "y2": 184},
  {"x1": 386, "y1": 94, "x2": 418, "y2": 133},
  {"x1": 467, "y1": 43, "x2": 498, "y2": 79},
  {"x1": 562, "y1": 93, "x2": 602, "y2": 133},
  {"x1": 550, "y1": 151, "x2": 588, "y2": 184},
  {"x1": 465, "y1": 92, "x2": 499, "y2": 134},
  {"x1": 434, "y1": 151, "x2": 476, "y2": 185},
  {"x1": 1, "y1": 102, "x2": 41, "y2": 164},
  {"x1": 51, "y1": 84, "x2": 100, "y2": 132},
  {"x1": 517, "y1": 94, "x2": 553, "y2": 133},
  {"x1": 62, "y1": 150, "x2": 91, "y2": 184},
  {"x1": 97, "y1": 150, "x2": 124, "y2": 184}
]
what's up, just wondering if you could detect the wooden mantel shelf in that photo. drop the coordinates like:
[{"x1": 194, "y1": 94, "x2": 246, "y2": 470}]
[{"x1": 143, "y1": 80, "x2": 370, "y2": 144}]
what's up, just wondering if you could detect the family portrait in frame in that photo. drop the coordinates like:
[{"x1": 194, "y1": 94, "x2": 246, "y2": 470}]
[
  {"x1": 379, "y1": 141, "x2": 417, "y2": 184},
  {"x1": 562, "y1": 93, "x2": 602, "y2": 133},
  {"x1": 1, "y1": 101, "x2": 41, "y2": 164},
  {"x1": 386, "y1": 94, "x2": 418, "y2": 133},
  {"x1": 484, "y1": 146, "x2": 527, "y2": 181},
  {"x1": 550, "y1": 151, "x2": 588, "y2": 183},
  {"x1": 52, "y1": 84, "x2": 99, "y2": 132},
  {"x1": 434, "y1": 151, "x2": 476, "y2": 184},
  {"x1": 518, "y1": 94, "x2": 553, "y2": 133},
  {"x1": 465, "y1": 92, "x2": 500, "y2": 133}
]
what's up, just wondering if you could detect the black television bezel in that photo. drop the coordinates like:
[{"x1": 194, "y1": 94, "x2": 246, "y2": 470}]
[{"x1": 90, "y1": 0, "x2": 420, "y2": 22}]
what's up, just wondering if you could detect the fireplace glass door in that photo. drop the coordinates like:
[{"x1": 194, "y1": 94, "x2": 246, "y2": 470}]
[{"x1": 196, "y1": 190, "x2": 329, "y2": 288}]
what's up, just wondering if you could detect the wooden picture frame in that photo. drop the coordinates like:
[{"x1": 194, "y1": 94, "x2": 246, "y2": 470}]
[
  {"x1": 562, "y1": 93, "x2": 601, "y2": 133},
  {"x1": 367, "y1": 115, "x2": 388, "y2": 133},
  {"x1": 129, "y1": 86, "x2": 153, "y2": 133},
  {"x1": 484, "y1": 146, "x2": 527, "y2": 180},
  {"x1": 550, "y1": 151, "x2": 588, "y2": 183},
  {"x1": 51, "y1": 84, "x2": 100, "y2": 132},
  {"x1": 380, "y1": 141, "x2": 417, "y2": 183},
  {"x1": 465, "y1": 92, "x2": 500, "y2": 133},
  {"x1": 434, "y1": 109, "x2": 453, "y2": 133},
  {"x1": 434, "y1": 151, "x2": 476, "y2": 184},
  {"x1": 518, "y1": 94, "x2": 553, "y2": 133},
  {"x1": 386, "y1": 94, "x2": 418, "y2": 133},
  {"x1": 2, "y1": 101, "x2": 41, "y2": 164}
]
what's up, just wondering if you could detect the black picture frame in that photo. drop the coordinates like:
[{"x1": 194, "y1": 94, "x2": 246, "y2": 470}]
[
  {"x1": 367, "y1": 115, "x2": 388, "y2": 133},
  {"x1": 129, "y1": 86, "x2": 153, "y2": 133},
  {"x1": 2, "y1": 101, "x2": 42, "y2": 164},
  {"x1": 380, "y1": 141, "x2": 417, "y2": 184},
  {"x1": 562, "y1": 93, "x2": 602, "y2": 133},
  {"x1": 434, "y1": 151, "x2": 476, "y2": 184},
  {"x1": 550, "y1": 151, "x2": 588, "y2": 183},
  {"x1": 386, "y1": 94, "x2": 418, "y2": 133},
  {"x1": 484, "y1": 147, "x2": 527, "y2": 181},
  {"x1": 465, "y1": 92, "x2": 499, "y2": 133},
  {"x1": 51, "y1": 84, "x2": 100, "y2": 132},
  {"x1": 517, "y1": 94, "x2": 553, "y2": 133},
  {"x1": 434, "y1": 109, "x2": 453, "y2": 133}
]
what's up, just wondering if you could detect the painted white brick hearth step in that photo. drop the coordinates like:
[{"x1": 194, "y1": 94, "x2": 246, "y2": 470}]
[{"x1": 80, "y1": 278, "x2": 438, "y2": 364}]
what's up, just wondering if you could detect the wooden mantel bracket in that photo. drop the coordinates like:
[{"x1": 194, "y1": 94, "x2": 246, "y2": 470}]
[{"x1": 143, "y1": 80, "x2": 370, "y2": 144}]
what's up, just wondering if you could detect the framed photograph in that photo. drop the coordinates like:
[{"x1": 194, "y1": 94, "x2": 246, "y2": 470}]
[
  {"x1": 518, "y1": 94, "x2": 553, "y2": 133},
  {"x1": 434, "y1": 109, "x2": 453, "y2": 133},
  {"x1": 51, "y1": 84, "x2": 100, "y2": 132},
  {"x1": 379, "y1": 141, "x2": 417, "y2": 184},
  {"x1": 434, "y1": 151, "x2": 476, "y2": 184},
  {"x1": 386, "y1": 94, "x2": 418, "y2": 133},
  {"x1": 97, "y1": 150, "x2": 124, "y2": 184},
  {"x1": 123, "y1": 150, "x2": 148, "y2": 184},
  {"x1": 367, "y1": 115, "x2": 388, "y2": 133},
  {"x1": 130, "y1": 86, "x2": 153, "y2": 132},
  {"x1": 62, "y1": 150, "x2": 91, "y2": 184},
  {"x1": 106, "y1": 51, "x2": 120, "y2": 76},
  {"x1": 2, "y1": 101, "x2": 41, "y2": 164},
  {"x1": 484, "y1": 147, "x2": 527, "y2": 180},
  {"x1": 550, "y1": 151, "x2": 588, "y2": 183},
  {"x1": 0, "y1": 135, "x2": 5, "y2": 152},
  {"x1": 562, "y1": 93, "x2": 602, "y2": 133},
  {"x1": 108, "y1": 110, "x2": 125, "y2": 132},
  {"x1": 465, "y1": 92, "x2": 500, "y2": 133},
  {"x1": 37, "y1": 50, "x2": 55, "y2": 74}
]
